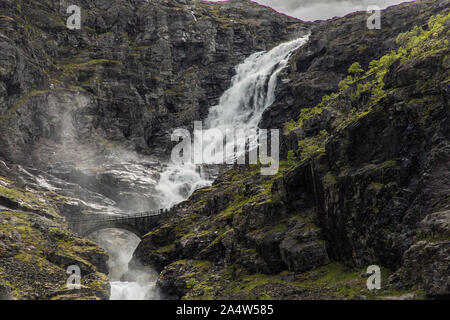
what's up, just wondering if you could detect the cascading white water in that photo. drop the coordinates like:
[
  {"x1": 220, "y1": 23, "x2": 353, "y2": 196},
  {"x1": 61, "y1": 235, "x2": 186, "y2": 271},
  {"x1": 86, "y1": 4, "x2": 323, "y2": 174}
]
[
  {"x1": 206, "y1": 36, "x2": 308, "y2": 132},
  {"x1": 156, "y1": 35, "x2": 309, "y2": 208},
  {"x1": 156, "y1": 163, "x2": 212, "y2": 209},
  {"x1": 110, "y1": 35, "x2": 309, "y2": 300}
]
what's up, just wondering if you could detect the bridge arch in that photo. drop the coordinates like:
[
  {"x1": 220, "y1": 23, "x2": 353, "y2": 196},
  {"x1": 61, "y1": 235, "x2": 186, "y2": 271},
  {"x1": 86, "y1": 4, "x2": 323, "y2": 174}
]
[
  {"x1": 80, "y1": 223, "x2": 145, "y2": 239},
  {"x1": 67, "y1": 210, "x2": 165, "y2": 240}
]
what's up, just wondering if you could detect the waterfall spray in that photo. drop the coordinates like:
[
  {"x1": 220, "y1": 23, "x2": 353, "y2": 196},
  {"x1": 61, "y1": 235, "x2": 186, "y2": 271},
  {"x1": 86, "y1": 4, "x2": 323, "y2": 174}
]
[{"x1": 156, "y1": 35, "x2": 309, "y2": 209}]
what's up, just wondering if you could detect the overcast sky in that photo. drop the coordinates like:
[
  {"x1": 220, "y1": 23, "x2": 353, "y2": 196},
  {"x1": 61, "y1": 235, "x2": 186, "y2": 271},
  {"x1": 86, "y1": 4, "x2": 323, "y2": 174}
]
[{"x1": 207, "y1": 0, "x2": 416, "y2": 21}]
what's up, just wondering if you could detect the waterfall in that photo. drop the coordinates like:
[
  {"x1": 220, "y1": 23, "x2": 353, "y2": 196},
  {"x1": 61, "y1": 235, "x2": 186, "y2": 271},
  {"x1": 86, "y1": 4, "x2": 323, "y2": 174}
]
[
  {"x1": 156, "y1": 35, "x2": 309, "y2": 208},
  {"x1": 206, "y1": 36, "x2": 308, "y2": 133},
  {"x1": 110, "y1": 35, "x2": 309, "y2": 300}
]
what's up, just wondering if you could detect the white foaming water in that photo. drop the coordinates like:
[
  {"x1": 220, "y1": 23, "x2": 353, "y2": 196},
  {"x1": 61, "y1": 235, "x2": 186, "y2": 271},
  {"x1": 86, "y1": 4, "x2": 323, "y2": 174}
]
[
  {"x1": 156, "y1": 36, "x2": 309, "y2": 208},
  {"x1": 110, "y1": 282, "x2": 146, "y2": 300},
  {"x1": 110, "y1": 281, "x2": 158, "y2": 300},
  {"x1": 108, "y1": 36, "x2": 309, "y2": 300},
  {"x1": 206, "y1": 36, "x2": 309, "y2": 132},
  {"x1": 90, "y1": 229, "x2": 161, "y2": 301},
  {"x1": 156, "y1": 163, "x2": 212, "y2": 209}
]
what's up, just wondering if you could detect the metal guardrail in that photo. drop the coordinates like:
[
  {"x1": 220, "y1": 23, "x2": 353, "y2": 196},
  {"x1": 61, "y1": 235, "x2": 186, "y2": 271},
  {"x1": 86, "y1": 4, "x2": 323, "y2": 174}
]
[{"x1": 66, "y1": 209, "x2": 167, "y2": 223}]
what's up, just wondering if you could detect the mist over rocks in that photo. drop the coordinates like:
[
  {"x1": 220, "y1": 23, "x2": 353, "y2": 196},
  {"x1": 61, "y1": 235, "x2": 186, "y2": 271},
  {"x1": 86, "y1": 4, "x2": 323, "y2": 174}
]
[
  {"x1": 0, "y1": 0, "x2": 308, "y2": 218},
  {"x1": 130, "y1": 0, "x2": 450, "y2": 300},
  {"x1": 0, "y1": 0, "x2": 308, "y2": 299},
  {"x1": 0, "y1": 0, "x2": 308, "y2": 163},
  {"x1": 0, "y1": 0, "x2": 449, "y2": 300}
]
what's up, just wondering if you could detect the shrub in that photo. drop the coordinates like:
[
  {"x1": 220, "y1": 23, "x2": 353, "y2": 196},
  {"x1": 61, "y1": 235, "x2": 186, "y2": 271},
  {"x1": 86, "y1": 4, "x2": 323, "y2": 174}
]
[
  {"x1": 186, "y1": 278, "x2": 199, "y2": 289},
  {"x1": 348, "y1": 62, "x2": 364, "y2": 75}
]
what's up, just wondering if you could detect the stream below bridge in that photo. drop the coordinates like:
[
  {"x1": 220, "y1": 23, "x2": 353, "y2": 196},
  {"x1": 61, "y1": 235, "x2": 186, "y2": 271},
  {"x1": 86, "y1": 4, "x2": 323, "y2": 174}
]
[{"x1": 84, "y1": 36, "x2": 309, "y2": 300}]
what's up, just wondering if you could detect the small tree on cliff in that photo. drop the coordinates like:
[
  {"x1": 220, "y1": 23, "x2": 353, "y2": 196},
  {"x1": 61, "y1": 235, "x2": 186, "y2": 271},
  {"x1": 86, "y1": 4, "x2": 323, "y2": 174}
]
[{"x1": 348, "y1": 62, "x2": 364, "y2": 76}]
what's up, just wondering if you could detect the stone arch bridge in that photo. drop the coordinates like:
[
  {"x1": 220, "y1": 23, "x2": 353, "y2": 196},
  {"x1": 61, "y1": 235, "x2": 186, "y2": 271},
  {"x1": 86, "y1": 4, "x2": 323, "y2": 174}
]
[{"x1": 67, "y1": 210, "x2": 167, "y2": 239}]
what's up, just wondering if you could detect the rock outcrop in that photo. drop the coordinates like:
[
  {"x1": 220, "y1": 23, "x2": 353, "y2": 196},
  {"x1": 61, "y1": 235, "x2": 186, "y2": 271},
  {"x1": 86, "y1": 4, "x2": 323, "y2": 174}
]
[
  {"x1": 0, "y1": 0, "x2": 308, "y2": 299},
  {"x1": 0, "y1": 0, "x2": 307, "y2": 163},
  {"x1": 0, "y1": 0, "x2": 449, "y2": 300},
  {"x1": 0, "y1": 0, "x2": 308, "y2": 217},
  {"x1": 0, "y1": 179, "x2": 110, "y2": 300},
  {"x1": 131, "y1": 0, "x2": 450, "y2": 300}
]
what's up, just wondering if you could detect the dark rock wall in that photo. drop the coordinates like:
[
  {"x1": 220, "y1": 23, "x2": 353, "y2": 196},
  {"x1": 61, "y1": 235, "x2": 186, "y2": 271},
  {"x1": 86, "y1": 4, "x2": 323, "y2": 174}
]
[
  {"x1": 0, "y1": 0, "x2": 308, "y2": 163},
  {"x1": 260, "y1": 0, "x2": 448, "y2": 129},
  {"x1": 0, "y1": 0, "x2": 308, "y2": 300},
  {"x1": 130, "y1": 0, "x2": 450, "y2": 300},
  {"x1": 0, "y1": 0, "x2": 449, "y2": 300}
]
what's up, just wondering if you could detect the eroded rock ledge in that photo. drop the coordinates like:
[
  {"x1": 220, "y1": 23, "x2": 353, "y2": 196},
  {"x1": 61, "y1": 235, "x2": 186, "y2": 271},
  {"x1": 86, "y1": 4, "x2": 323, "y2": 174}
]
[
  {"x1": 0, "y1": 0, "x2": 308, "y2": 300},
  {"x1": 130, "y1": 0, "x2": 449, "y2": 300}
]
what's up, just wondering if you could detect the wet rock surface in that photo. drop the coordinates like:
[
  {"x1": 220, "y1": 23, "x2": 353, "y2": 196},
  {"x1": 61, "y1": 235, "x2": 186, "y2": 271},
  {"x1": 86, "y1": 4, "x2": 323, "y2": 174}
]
[
  {"x1": 130, "y1": 1, "x2": 450, "y2": 300},
  {"x1": 260, "y1": 0, "x2": 448, "y2": 130},
  {"x1": 0, "y1": 207, "x2": 110, "y2": 300},
  {"x1": 0, "y1": 0, "x2": 449, "y2": 300},
  {"x1": 0, "y1": 0, "x2": 308, "y2": 299},
  {"x1": 0, "y1": 0, "x2": 308, "y2": 218}
]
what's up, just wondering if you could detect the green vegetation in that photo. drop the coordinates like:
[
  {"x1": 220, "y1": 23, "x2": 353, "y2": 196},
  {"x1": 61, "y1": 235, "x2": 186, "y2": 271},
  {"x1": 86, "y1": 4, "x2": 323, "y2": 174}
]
[
  {"x1": 258, "y1": 292, "x2": 272, "y2": 300},
  {"x1": 396, "y1": 12, "x2": 450, "y2": 59},
  {"x1": 285, "y1": 104, "x2": 325, "y2": 134},
  {"x1": 0, "y1": 183, "x2": 59, "y2": 218},
  {"x1": 186, "y1": 278, "x2": 199, "y2": 289},
  {"x1": 348, "y1": 62, "x2": 364, "y2": 75},
  {"x1": 1, "y1": 89, "x2": 50, "y2": 120},
  {"x1": 284, "y1": 92, "x2": 339, "y2": 135},
  {"x1": 297, "y1": 130, "x2": 329, "y2": 161},
  {"x1": 0, "y1": 209, "x2": 109, "y2": 299},
  {"x1": 381, "y1": 160, "x2": 397, "y2": 168},
  {"x1": 156, "y1": 243, "x2": 176, "y2": 253},
  {"x1": 323, "y1": 172, "x2": 337, "y2": 185},
  {"x1": 336, "y1": 106, "x2": 374, "y2": 130},
  {"x1": 61, "y1": 59, "x2": 121, "y2": 76},
  {"x1": 286, "y1": 150, "x2": 296, "y2": 167},
  {"x1": 349, "y1": 11, "x2": 450, "y2": 104},
  {"x1": 0, "y1": 176, "x2": 109, "y2": 299},
  {"x1": 285, "y1": 11, "x2": 450, "y2": 142},
  {"x1": 180, "y1": 262, "x2": 421, "y2": 300}
]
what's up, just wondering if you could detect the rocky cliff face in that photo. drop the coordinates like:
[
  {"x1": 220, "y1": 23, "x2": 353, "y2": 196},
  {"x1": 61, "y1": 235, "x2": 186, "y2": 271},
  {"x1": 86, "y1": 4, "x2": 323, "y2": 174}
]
[
  {"x1": 130, "y1": 0, "x2": 450, "y2": 300},
  {"x1": 0, "y1": 0, "x2": 307, "y2": 213},
  {"x1": 0, "y1": 0, "x2": 307, "y2": 162},
  {"x1": 0, "y1": 0, "x2": 308, "y2": 299},
  {"x1": 261, "y1": 0, "x2": 449, "y2": 129},
  {"x1": 0, "y1": 176, "x2": 110, "y2": 299},
  {"x1": 0, "y1": 0, "x2": 449, "y2": 300}
]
